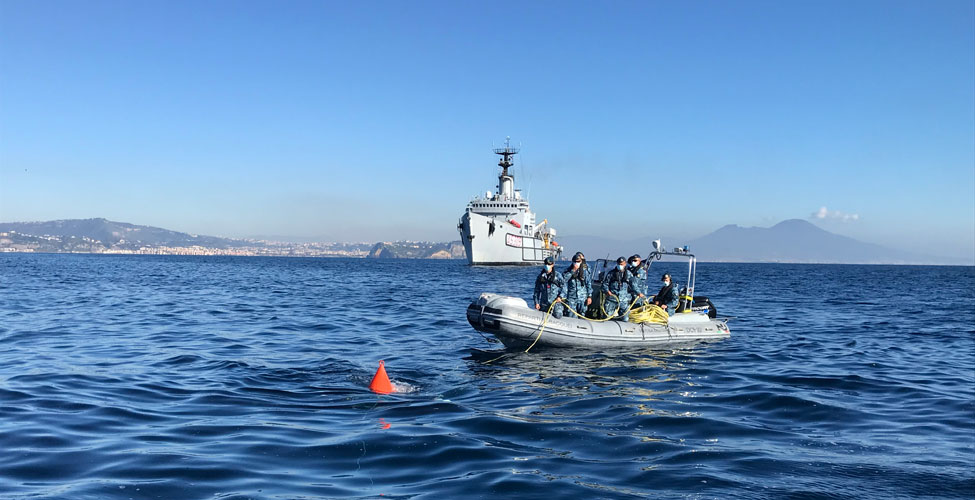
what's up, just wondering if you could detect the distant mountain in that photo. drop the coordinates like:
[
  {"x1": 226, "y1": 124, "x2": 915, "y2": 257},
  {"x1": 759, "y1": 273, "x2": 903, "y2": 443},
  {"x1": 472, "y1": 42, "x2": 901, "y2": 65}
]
[
  {"x1": 0, "y1": 218, "x2": 247, "y2": 250},
  {"x1": 686, "y1": 219, "x2": 943, "y2": 263},
  {"x1": 559, "y1": 219, "x2": 963, "y2": 264}
]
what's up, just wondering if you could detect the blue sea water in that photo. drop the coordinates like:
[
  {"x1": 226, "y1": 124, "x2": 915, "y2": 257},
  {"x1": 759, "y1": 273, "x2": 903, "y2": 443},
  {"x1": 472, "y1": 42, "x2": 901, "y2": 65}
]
[{"x1": 1, "y1": 253, "x2": 973, "y2": 499}]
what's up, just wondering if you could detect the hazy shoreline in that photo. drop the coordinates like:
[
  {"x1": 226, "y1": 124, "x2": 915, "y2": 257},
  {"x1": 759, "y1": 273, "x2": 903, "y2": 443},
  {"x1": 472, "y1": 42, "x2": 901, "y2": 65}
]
[{"x1": 3, "y1": 250, "x2": 972, "y2": 267}]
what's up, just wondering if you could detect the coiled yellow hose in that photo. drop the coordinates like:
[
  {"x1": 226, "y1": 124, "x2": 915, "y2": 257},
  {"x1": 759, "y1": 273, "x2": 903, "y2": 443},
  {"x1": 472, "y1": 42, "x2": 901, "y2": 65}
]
[{"x1": 627, "y1": 303, "x2": 669, "y2": 325}]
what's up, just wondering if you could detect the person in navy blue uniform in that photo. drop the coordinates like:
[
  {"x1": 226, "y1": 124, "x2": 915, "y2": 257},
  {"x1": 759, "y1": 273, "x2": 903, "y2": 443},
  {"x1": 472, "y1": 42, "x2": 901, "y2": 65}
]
[
  {"x1": 562, "y1": 252, "x2": 592, "y2": 317},
  {"x1": 601, "y1": 256, "x2": 633, "y2": 320},
  {"x1": 652, "y1": 273, "x2": 680, "y2": 315},
  {"x1": 627, "y1": 254, "x2": 647, "y2": 306},
  {"x1": 534, "y1": 256, "x2": 566, "y2": 318}
]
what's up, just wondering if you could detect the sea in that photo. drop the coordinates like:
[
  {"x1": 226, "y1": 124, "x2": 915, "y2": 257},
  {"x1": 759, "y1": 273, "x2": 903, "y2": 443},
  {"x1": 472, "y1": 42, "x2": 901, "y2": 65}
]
[{"x1": 1, "y1": 253, "x2": 973, "y2": 500}]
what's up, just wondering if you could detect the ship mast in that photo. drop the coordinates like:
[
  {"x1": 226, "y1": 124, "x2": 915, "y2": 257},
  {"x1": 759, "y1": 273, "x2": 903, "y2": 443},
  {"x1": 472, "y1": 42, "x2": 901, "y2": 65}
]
[{"x1": 493, "y1": 137, "x2": 519, "y2": 200}]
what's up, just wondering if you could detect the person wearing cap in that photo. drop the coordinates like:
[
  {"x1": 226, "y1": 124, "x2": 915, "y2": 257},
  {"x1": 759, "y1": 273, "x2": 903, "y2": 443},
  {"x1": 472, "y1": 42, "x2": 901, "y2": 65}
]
[
  {"x1": 601, "y1": 256, "x2": 633, "y2": 320},
  {"x1": 562, "y1": 252, "x2": 592, "y2": 317},
  {"x1": 627, "y1": 254, "x2": 647, "y2": 305},
  {"x1": 652, "y1": 273, "x2": 680, "y2": 315},
  {"x1": 533, "y1": 256, "x2": 566, "y2": 318}
]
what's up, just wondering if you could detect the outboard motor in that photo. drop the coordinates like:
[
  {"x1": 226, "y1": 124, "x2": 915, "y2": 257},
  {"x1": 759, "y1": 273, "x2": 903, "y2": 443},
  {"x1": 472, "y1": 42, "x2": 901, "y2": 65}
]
[{"x1": 676, "y1": 287, "x2": 717, "y2": 318}]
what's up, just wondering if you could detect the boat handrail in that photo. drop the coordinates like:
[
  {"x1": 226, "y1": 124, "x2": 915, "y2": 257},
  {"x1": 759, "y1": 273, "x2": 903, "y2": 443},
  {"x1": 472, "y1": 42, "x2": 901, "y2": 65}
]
[
  {"x1": 643, "y1": 250, "x2": 697, "y2": 304},
  {"x1": 587, "y1": 248, "x2": 700, "y2": 309}
]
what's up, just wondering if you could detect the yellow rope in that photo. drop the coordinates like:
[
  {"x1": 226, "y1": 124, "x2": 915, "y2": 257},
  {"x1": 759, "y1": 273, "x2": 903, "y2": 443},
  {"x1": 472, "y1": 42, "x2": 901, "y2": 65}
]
[
  {"x1": 481, "y1": 291, "x2": 648, "y2": 364},
  {"x1": 523, "y1": 293, "x2": 644, "y2": 353},
  {"x1": 599, "y1": 293, "x2": 619, "y2": 320},
  {"x1": 628, "y1": 302, "x2": 670, "y2": 325},
  {"x1": 522, "y1": 300, "x2": 558, "y2": 353},
  {"x1": 483, "y1": 300, "x2": 558, "y2": 363}
]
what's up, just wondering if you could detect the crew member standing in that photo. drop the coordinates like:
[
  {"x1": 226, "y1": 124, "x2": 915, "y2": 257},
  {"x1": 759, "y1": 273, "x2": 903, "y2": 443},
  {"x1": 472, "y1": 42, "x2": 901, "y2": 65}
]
[
  {"x1": 562, "y1": 252, "x2": 592, "y2": 317},
  {"x1": 534, "y1": 256, "x2": 566, "y2": 318},
  {"x1": 627, "y1": 255, "x2": 647, "y2": 305},
  {"x1": 601, "y1": 257, "x2": 633, "y2": 320}
]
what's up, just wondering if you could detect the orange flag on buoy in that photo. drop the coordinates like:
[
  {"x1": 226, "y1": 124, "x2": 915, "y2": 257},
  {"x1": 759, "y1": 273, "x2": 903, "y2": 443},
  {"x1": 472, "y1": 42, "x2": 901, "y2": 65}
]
[{"x1": 369, "y1": 360, "x2": 393, "y2": 394}]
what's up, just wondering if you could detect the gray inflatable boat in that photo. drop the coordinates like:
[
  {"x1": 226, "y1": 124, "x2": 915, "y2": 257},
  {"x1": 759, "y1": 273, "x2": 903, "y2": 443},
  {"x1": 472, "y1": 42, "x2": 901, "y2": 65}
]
[
  {"x1": 466, "y1": 245, "x2": 731, "y2": 349},
  {"x1": 467, "y1": 293, "x2": 729, "y2": 349}
]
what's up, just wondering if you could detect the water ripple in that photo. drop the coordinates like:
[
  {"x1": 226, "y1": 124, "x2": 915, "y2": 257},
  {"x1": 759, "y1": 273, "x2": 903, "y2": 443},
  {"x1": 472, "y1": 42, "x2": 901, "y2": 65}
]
[{"x1": 1, "y1": 254, "x2": 972, "y2": 499}]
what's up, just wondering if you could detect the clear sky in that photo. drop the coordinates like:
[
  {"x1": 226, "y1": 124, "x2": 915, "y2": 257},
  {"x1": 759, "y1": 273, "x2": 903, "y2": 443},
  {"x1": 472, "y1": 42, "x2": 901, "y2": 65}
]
[{"x1": 1, "y1": 1, "x2": 973, "y2": 259}]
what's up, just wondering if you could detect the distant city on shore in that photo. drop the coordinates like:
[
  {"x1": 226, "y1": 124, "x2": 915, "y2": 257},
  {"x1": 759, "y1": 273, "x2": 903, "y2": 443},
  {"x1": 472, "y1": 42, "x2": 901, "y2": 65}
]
[
  {"x1": 0, "y1": 218, "x2": 464, "y2": 259},
  {"x1": 0, "y1": 217, "x2": 970, "y2": 265}
]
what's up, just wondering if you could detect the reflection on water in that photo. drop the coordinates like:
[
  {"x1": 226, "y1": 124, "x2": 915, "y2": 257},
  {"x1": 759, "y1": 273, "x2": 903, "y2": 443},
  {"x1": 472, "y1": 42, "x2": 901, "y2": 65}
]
[{"x1": 467, "y1": 346, "x2": 722, "y2": 424}]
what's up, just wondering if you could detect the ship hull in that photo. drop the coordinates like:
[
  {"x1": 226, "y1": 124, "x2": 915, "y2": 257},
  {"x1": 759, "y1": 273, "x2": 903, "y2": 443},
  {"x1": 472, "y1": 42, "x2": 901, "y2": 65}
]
[{"x1": 460, "y1": 211, "x2": 558, "y2": 266}]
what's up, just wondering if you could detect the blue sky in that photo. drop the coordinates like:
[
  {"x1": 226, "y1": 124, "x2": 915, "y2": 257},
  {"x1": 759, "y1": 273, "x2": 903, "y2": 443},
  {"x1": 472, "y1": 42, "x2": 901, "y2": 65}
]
[{"x1": 1, "y1": 1, "x2": 973, "y2": 259}]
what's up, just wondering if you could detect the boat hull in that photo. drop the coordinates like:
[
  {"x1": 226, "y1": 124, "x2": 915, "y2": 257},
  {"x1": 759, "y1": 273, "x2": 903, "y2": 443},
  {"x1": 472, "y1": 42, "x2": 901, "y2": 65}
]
[{"x1": 467, "y1": 293, "x2": 730, "y2": 349}]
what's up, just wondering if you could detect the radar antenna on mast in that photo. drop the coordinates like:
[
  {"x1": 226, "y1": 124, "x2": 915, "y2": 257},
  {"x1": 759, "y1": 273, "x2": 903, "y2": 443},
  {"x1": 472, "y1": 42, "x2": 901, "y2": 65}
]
[{"x1": 493, "y1": 136, "x2": 519, "y2": 178}]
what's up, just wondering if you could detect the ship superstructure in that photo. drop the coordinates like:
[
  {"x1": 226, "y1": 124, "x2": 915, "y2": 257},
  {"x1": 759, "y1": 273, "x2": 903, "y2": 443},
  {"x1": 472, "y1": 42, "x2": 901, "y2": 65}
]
[{"x1": 457, "y1": 138, "x2": 562, "y2": 265}]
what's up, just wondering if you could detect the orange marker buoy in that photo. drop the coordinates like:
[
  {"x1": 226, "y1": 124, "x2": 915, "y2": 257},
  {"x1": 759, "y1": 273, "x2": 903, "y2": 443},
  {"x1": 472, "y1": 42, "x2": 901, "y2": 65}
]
[{"x1": 369, "y1": 360, "x2": 393, "y2": 394}]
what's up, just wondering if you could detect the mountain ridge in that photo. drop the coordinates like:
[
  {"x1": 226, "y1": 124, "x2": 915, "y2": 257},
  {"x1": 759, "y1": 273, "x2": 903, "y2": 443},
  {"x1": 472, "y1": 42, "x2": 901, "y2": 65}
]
[
  {"x1": 0, "y1": 218, "x2": 246, "y2": 250},
  {"x1": 558, "y1": 219, "x2": 968, "y2": 265}
]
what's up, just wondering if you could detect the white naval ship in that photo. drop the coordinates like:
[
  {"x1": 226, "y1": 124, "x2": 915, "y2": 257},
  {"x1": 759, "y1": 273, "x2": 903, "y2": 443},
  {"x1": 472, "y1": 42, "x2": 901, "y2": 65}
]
[{"x1": 457, "y1": 139, "x2": 562, "y2": 266}]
